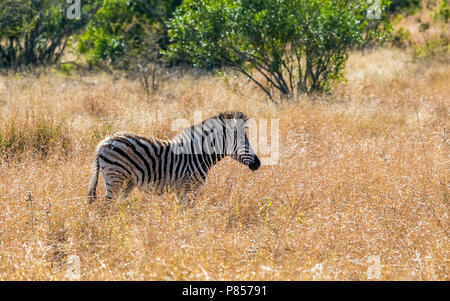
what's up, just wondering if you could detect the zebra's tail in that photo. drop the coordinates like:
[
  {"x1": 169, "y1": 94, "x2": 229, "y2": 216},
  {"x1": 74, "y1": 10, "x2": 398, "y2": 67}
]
[{"x1": 88, "y1": 153, "x2": 100, "y2": 203}]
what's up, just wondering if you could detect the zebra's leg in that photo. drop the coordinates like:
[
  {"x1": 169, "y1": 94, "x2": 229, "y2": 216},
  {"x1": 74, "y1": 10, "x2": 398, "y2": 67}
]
[
  {"x1": 180, "y1": 192, "x2": 190, "y2": 209},
  {"x1": 122, "y1": 180, "x2": 135, "y2": 199},
  {"x1": 179, "y1": 178, "x2": 205, "y2": 209},
  {"x1": 104, "y1": 180, "x2": 123, "y2": 201},
  {"x1": 102, "y1": 167, "x2": 128, "y2": 201},
  {"x1": 181, "y1": 187, "x2": 202, "y2": 208},
  {"x1": 173, "y1": 193, "x2": 184, "y2": 207},
  {"x1": 177, "y1": 193, "x2": 195, "y2": 212},
  {"x1": 172, "y1": 189, "x2": 191, "y2": 209}
]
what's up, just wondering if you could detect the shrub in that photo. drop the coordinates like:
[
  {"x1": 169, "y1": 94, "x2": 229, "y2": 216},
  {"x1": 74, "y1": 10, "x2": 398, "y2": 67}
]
[
  {"x1": 388, "y1": 0, "x2": 421, "y2": 15},
  {"x1": 413, "y1": 35, "x2": 450, "y2": 62},
  {"x1": 165, "y1": 0, "x2": 391, "y2": 100},
  {"x1": 0, "y1": 0, "x2": 101, "y2": 73},
  {"x1": 78, "y1": 0, "x2": 180, "y2": 93},
  {"x1": 435, "y1": 0, "x2": 449, "y2": 23},
  {"x1": 392, "y1": 27, "x2": 412, "y2": 48},
  {"x1": 78, "y1": 0, "x2": 181, "y2": 64}
]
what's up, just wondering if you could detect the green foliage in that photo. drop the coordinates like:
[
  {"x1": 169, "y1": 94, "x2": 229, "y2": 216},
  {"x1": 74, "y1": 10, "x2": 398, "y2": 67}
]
[
  {"x1": 392, "y1": 27, "x2": 411, "y2": 48},
  {"x1": 0, "y1": 0, "x2": 101, "y2": 72},
  {"x1": 78, "y1": 0, "x2": 180, "y2": 65},
  {"x1": 78, "y1": 0, "x2": 180, "y2": 94},
  {"x1": 127, "y1": 0, "x2": 182, "y2": 50},
  {"x1": 391, "y1": 13, "x2": 404, "y2": 26},
  {"x1": 57, "y1": 62, "x2": 74, "y2": 76},
  {"x1": 434, "y1": 0, "x2": 449, "y2": 23},
  {"x1": 413, "y1": 35, "x2": 450, "y2": 61},
  {"x1": 165, "y1": 0, "x2": 391, "y2": 99},
  {"x1": 78, "y1": 0, "x2": 135, "y2": 64},
  {"x1": 388, "y1": 0, "x2": 421, "y2": 15}
]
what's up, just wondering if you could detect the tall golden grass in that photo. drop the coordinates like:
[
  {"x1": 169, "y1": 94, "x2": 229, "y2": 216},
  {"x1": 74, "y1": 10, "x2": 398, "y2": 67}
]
[{"x1": 0, "y1": 47, "x2": 448, "y2": 280}]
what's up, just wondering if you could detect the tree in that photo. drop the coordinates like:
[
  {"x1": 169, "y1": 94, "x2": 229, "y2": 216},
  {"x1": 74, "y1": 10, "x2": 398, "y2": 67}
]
[
  {"x1": 165, "y1": 0, "x2": 391, "y2": 100},
  {"x1": 78, "y1": 0, "x2": 181, "y2": 64},
  {"x1": 77, "y1": 0, "x2": 180, "y2": 94},
  {"x1": 0, "y1": 0, "x2": 101, "y2": 73},
  {"x1": 113, "y1": 30, "x2": 167, "y2": 95}
]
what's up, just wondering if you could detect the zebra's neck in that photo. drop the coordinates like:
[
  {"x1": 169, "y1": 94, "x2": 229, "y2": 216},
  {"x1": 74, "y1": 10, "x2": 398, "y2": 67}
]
[{"x1": 170, "y1": 125, "x2": 226, "y2": 179}]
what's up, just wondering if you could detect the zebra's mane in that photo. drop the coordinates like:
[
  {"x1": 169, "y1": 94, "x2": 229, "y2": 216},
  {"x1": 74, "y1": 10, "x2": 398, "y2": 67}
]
[
  {"x1": 174, "y1": 111, "x2": 249, "y2": 140},
  {"x1": 214, "y1": 111, "x2": 249, "y2": 123}
]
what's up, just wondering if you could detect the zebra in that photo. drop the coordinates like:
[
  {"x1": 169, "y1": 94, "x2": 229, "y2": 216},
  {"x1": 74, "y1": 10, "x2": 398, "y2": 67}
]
[{"x1": 87, "y1": 111, "x2": 261, "y2": 205}]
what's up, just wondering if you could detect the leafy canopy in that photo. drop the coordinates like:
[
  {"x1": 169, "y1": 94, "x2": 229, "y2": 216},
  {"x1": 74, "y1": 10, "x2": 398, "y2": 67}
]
[
  {"x1": 0, "y1": 0, "x2": 101, "y2": 72},
  {"x1": 78, "y1": 0, "x2": 181, "y2": 65},
  {"x1": 165, "y1": 0, "x2": 391, "y2": 99}
]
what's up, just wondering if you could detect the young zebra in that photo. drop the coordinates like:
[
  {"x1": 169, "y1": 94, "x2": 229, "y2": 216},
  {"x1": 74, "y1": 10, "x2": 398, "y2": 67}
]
[{"x1": 87, "y1": 112, "x2": 260, "y2": 205}]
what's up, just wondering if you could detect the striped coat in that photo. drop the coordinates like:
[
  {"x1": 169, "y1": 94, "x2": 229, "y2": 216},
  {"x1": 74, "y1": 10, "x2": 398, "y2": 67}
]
[{"x1": 88, "y1": 112, "x2": 260, "y2": 204}]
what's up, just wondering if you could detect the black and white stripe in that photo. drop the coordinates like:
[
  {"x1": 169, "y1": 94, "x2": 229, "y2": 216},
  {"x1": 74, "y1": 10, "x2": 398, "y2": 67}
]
[{"x1": 88, "y1": 112, "x2": 260, "y2": 203}]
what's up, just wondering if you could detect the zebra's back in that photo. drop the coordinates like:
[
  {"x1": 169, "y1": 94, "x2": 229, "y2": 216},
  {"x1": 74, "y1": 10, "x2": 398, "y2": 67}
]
[{"x1": 97, "y1": 131, "x2": 186, "y2": 195}]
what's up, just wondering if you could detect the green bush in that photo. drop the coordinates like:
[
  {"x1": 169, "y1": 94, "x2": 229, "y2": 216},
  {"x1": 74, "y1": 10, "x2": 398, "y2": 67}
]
[
  {"x1": 388, "y1": 0, "x2": 421, "y2": 15},
  {"x1": 78, "y1": 0, "x2": 136, "y2": 64},
  {"x1": 78, "y1": 0, "x2": 181, "y2": 94},
  {"x1": 392, "y1": 27, "x2": 411, "y2": 48},
  {"x1": 0, "y1": 0, "x2": 101, "y2": 73},
  {"x1": 413, "y1": 35, "x2": 450, "y2": 61},
  {"x1": 57, "y1": 63, "x2": 74, "y2": 76},
  {"x1": 165, "y1": 0, "x2": 391, "y2": 99},
  {"x1": 435, "y1": 0, "x2": 449, "y2": 23},
  {"x1": 78, "y1": 0, "x2": 181, "y2": 65}
]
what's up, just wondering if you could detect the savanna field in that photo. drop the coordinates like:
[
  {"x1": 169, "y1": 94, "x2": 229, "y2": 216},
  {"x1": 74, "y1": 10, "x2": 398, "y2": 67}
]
[
  {"x1": 0, "y1": 45, "x2": 448, "y2": 280},
  {"x1": 1, "y1": 1, "x2": 450, "y2": 281}
]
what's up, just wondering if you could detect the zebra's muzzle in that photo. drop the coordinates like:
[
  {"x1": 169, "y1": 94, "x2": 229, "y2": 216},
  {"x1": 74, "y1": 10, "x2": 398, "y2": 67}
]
[{"x1": 248, "y1": 156, "x2": 261, "y2": 171}]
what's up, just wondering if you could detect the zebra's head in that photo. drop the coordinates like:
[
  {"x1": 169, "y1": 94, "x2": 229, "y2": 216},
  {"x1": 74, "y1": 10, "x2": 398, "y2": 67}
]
[{"x1": 219, "y1": 112, "x2": 261, "y2": 171}]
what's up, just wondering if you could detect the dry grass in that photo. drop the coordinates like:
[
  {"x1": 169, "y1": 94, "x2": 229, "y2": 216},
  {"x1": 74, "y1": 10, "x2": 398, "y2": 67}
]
[{"x1": 0, "y1": 47, "x2": 448, "y2": 280}]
